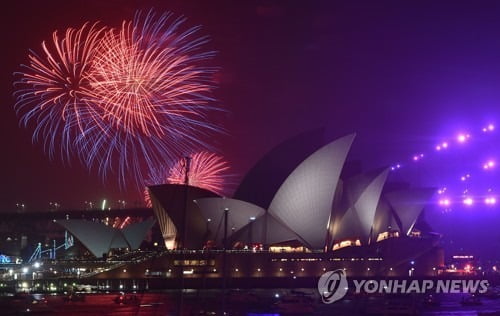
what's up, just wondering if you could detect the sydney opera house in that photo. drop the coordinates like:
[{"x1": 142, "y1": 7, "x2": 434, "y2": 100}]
[{"x1": 65, "y1": 132, "x2": 444, "y2": 287}]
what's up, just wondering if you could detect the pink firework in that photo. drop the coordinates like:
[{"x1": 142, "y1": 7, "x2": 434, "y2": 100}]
[
  {"x1": 14, "y1": 23, "x2": 107, "y2": 159},
  {"x1": 81, "y1": 10, "x2": 220, "y2": 188},
  {"x1": 15, "y1": 11, "x2": 221, "y2": 190},
  {"x1": 144, "y1": 152, "x2": 232, "y2": 207},
  {"x1": 89, "y1": 11, "x2": 217, "y2": 138},
  {"x1": 168, "y1": 152, "x2": 231, "y2": 194}
]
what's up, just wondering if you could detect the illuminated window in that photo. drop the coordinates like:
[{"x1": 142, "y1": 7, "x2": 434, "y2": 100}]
[
  {"x1": 376, "y1": 231, "x2": 400, "y2": 242},
  {"x1": 333, "y1": 239, "x2": 362, "y2": 250}
]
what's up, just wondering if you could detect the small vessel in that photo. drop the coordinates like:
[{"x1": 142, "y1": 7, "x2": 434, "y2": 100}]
[{"x1": 113, "y1": 293, "x2": 140, "y2": 305}]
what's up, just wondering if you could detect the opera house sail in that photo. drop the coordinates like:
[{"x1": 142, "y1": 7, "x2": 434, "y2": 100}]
[{"x1": 56, "y1": 133, "x2": 443, "y2": 284}]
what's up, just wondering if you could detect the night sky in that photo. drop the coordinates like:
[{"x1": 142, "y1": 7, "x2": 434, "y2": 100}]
[{"x1": 3, "y1": 1, "x2": 500, "y2": 258}]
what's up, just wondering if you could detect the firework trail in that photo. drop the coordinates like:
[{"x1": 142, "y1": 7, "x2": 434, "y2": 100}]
[
  {"x1": 14, "y1": 23, "x2": 106, "y2": 161},
  {"x1": 168, "y1": 152, "x2": 231, "y2": 193},
  {"x1": 14, "y1": 10, "x2": 221, "y2": 188},
  {"x1": 89, "y1": 11, "x2": 217, "y2": 138},
  {"x1": 144, "y1": 152, "x2": 233, "y2": 207}
]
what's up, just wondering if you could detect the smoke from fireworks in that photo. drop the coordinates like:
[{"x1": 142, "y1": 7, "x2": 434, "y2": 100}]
[{"x1": 14, "y1": 10, "x2": 221, "y2": 189}]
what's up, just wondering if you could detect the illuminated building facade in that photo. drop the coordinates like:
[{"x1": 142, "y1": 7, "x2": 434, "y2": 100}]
[{"x1": 129, "y1": 133, "x2": 444, "y2": 281}]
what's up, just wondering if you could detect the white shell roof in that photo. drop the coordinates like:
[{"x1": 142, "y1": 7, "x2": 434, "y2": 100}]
[
  {"x1": 194, "y1": 197, "x2": 266, "y2": 243},
  {"x1": 385, "y1": 188, "x2": 435, "y2": 235},
  {"x1": 268, "y1": 134, "x2": 355, "y2": 249}
]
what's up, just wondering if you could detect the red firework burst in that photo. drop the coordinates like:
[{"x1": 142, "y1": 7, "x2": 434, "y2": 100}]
[
  {"x1": 144, "y1": 152, "x2": 232, "y2": 207},
  {"x1": 15, "y1": 10, "x2": 221, "y2": 190},
  {"x1": 168, "y1": 152, "x2": 231, "y2": 194},
  {"x1": 89, "y1": 11, "x2": 216, "y2": 138},
  {"x1": 14, "y1": 23, "x2": 107, "y2": 159}
]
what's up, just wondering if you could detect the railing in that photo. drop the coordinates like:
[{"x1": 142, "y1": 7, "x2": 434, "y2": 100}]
[{"x1": 79, "y1": 251, "x2": 157, "y2": 278}]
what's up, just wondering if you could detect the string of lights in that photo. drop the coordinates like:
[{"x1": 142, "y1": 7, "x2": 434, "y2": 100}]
[{"x1": 390, "y1": 122, "x2": 498, "y2": 211}]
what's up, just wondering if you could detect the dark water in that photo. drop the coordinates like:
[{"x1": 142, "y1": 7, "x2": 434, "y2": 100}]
[{"x1": 3, "y1": 290, "x2": 500, "y2": 315}]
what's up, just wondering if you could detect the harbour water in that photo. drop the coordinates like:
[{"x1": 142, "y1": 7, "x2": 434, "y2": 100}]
[{"x1": 3, "y1": 289, "x2": 500, "y2": 315}]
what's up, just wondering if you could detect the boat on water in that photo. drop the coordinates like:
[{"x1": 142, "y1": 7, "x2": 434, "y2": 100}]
[{"x1": 113, "y1": 293, "x2": 140, "y2": 305}]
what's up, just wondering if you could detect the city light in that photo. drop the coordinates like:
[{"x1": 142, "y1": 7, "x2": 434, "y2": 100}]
[
  {"x1": 456, "y1": 133, "x2": 470, "y2": 143},
  {"x1": 413, "y1": 153, "x2": 424, "y2": 161},
  {"x1": 436, "y1": 141, "x2": 449, "y2": 151},
  {"x1": 437, "y1": 187, "x2": 447, "y2": 195},
  {"x1": 483, "y1": 160, "x2": 495, "y2": 170},
  {"x1": 391, "y1": 163, "x2": 402, "y2": 171},
  {"x1": 482, "y1": 124, "x2": 495, "y2": 132},
  {"x1": 438, "y1": 198, "x2": 451, "y2": 206},
  {"x1": 485, "y1": 197, "x2": 497, "y2": 205},
  {"x1": 463, "y1": 197, "x2": 474, "y2": 206}
]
